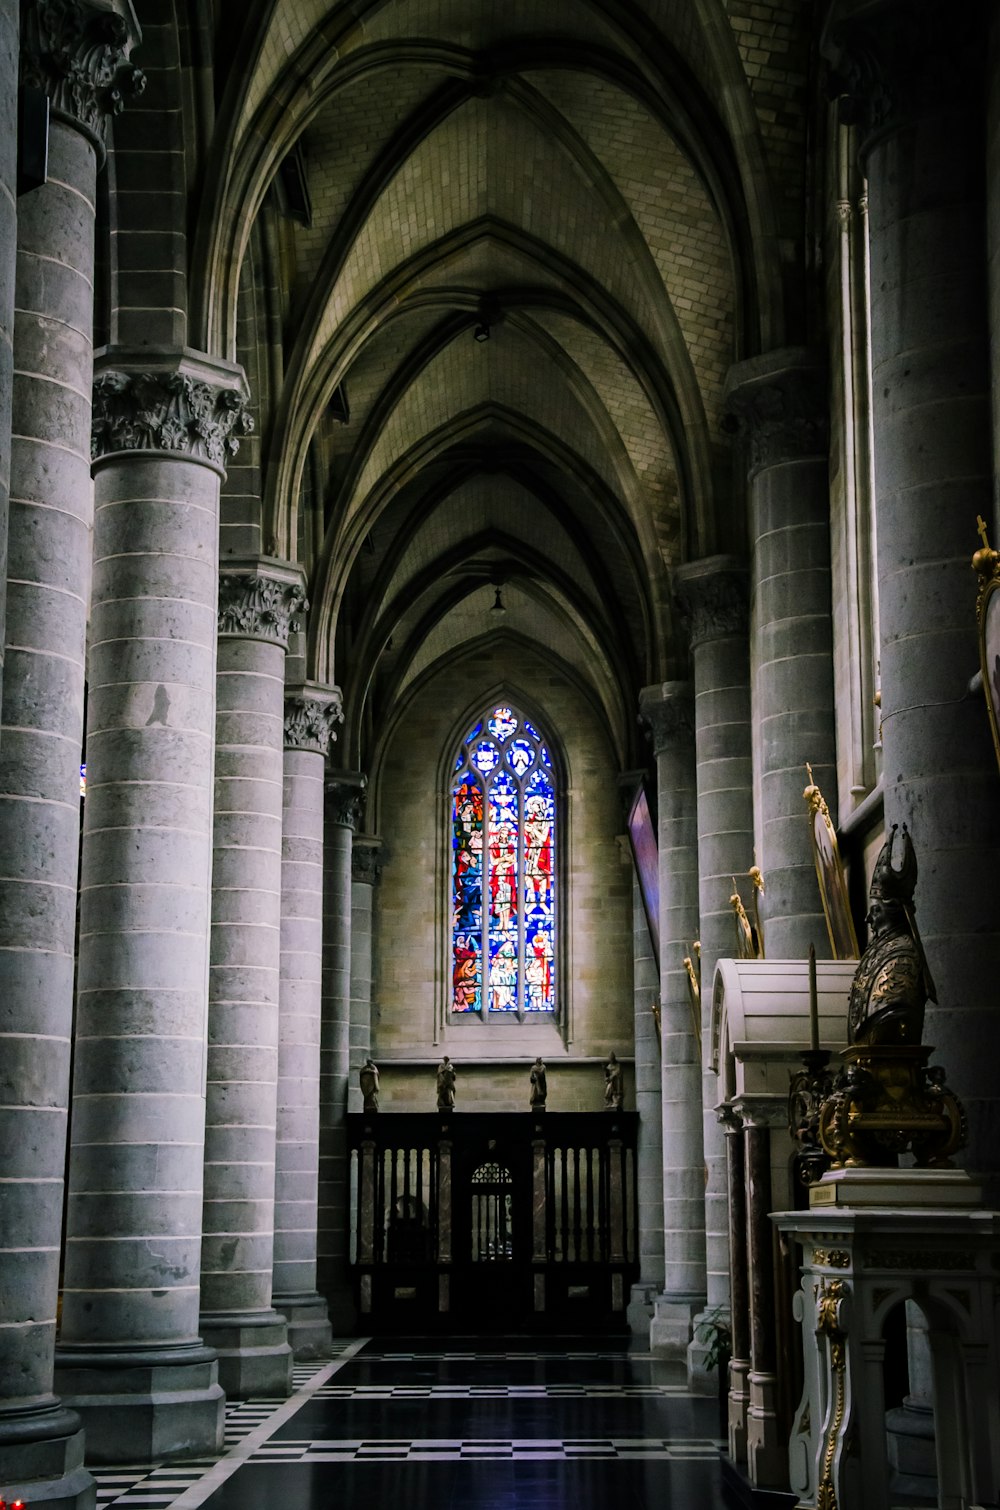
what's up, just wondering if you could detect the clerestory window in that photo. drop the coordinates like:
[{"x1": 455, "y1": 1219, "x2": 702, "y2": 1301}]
[{"x1": 451, "y1": 703, "x2": 556, "y2": 1018}]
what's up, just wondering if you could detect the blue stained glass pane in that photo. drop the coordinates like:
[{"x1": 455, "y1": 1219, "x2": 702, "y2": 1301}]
[
  {"x1": 464, "y1": 719, "x2": 483, "y2": 744},
  {"x1": 524, "y1": 720, "x2": 540, "y2": 741},
  {"x1": 454, "y1": 752, "x2": 464, "y2": 771},
  {"x1": 487, "y1": 770, "x2": 519, "y2": 1011},
  {"x1": 472, "y1": 739, "x2": 499, "y2": 775},
  {"x1": 452, "y1": 779, "x2": 483, "y2": 1012},
  {"x1": 488, "y1": 706, "x2": 518, "y2": 742},
  {"x1": 540, "y1": 744, "x2": 552, "y2": 767},
  {"x1": 508, "y1": 738, "x2": 533, "y2": 777}
]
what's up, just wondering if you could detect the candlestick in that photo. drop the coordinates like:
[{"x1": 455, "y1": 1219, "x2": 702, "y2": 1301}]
[{"x1": 808, "y1": 943, "x2": 819, "y2": 1052}]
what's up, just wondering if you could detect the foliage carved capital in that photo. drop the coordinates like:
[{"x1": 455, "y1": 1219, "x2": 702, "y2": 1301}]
[
  {"x1": 823, "y1": 0, "x2": 986, "y2": 158},
  {"x1": 92, "y1": 369, "x2": 252, "y2": 469},
  {"x1": 21, "y1": 0, "x2": 145, "y2": 146},
  {"x1": 352, "y1": 836, "x2": 384, "y2": 886},
  {"x1": 326, "y1": 772, "x2": 367, "y2": 830},
  {"x1": 284, "y1": 690, "x2": 344, "y2": 755},
  {"x1": 723, "y1": 356, "x2": 827, "y2": 476},
  {"x1": 638, "y1": 682, "x2": 694, "y2": 755},
  {"x1": 218, "y1": 570, "x2": 307, "y2": 647},
  {"x1": 673, "y1": 556, "x2": 749, "y2": 650}
]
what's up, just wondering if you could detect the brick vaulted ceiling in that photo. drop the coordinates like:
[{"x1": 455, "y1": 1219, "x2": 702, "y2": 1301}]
[{"x1": 196, "y1": 0, "x2": 813, "y2": 769}]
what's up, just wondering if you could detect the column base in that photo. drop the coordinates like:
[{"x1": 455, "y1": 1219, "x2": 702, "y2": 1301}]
[
  {"x1": 727, "y1": 1357, "x2": 751, "y2": 1463},
  {"x1": 625, "y1": 1282, "x2": 658, "y2": 1345},
  {"x1": 746, "y1": 1369, "x2": 788, "y2": 1490},
  {"x1": 687, "y1": 1302, "x2": 730, "y2": 1396},
  {"x1": 271, "y1": 1293, "x2": 333, "y2": 1361},
  {"x1": 0, "y1": 1400, "x2": 95, "y2": 1510},
  {"x1": 54, "y1": 1344, "x2": 224, "y2": 1465},
  {"x1": 886, "y1": 1400, "x2": 937, "y2": 1504},
  {"x1": 198, "y1": 1311, "x2": 293, "y2": 1399},
  {"x1": 649, "y1": 1291, "x2": 704, "y2": 1360}
]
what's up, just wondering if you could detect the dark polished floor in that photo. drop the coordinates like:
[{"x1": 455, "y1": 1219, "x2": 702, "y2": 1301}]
[{"x1": 99, "y1": 1336, "x2": 729, "y2": 1510}]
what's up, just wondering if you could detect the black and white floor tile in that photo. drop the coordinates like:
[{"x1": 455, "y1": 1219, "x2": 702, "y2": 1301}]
[{"x1": 89, "y1": 1338, "x2": 730, "y2": 1510}]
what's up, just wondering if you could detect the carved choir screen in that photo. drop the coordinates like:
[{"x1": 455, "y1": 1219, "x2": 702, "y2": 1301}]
[
  {"x1": 451, "y1": 705, "x2": 556, "y2": 1018},
  {"x1": 348, "y1": 1112, "x2": 639, "y2": 1331}
]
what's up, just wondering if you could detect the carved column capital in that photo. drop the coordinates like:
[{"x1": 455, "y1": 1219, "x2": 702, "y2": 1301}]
[
  {"x1": 723, "y1": 349, "x2": 827, "y2": 477},
  {"x1": 673, "y1": 555, "x2": 749, "y2": 650},
  {"x1": 21, "y1": 0, "x2": 145, "y2": 151},
  {"x1": 284, "y1": 684, "x2": 344, "y2": 755},
  {"x1": 352, "y1": 835, "x2": 384, "y2": 886},
  {"x1": 326, "y1": 771, "x2": 366, "y2": 830},
  {"x1": 822, "y1": 0, "x2": 987, "y2": 159},
  {"x1": 219, "y1": 560, "x2": 307, "y2": 648},
  {"x1": 638, "y1": 681, "x2": 694, "y2": 756},
  {"x1": 91, "y1": 349, "x2": 251, "y2": 473}
]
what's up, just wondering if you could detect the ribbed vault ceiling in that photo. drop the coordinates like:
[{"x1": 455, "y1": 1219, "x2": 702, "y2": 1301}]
[{"x1": 203, "y1": 0, "x2": 809, "y2": 769}]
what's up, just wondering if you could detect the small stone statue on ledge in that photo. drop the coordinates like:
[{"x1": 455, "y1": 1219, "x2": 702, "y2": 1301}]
[
  {"x1": 529, "y1": 1056, "x2": 547, "y2": 1109},
  {"x1": 604, "y1": 1051, "x2": 623, "y2": 1111},
  {"x1": 359, "y1": 1057, "x2": 379, "y2": 1112},
  {"x1": 436, "y1": 1054, "x2": 457, "y2": 1111}
]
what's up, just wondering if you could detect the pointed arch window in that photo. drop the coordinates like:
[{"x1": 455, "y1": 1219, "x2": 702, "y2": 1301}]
[{"x1": 451, "y1": 704, "x2": 556, "y2": 1018}]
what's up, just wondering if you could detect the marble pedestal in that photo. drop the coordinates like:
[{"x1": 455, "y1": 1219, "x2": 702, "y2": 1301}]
[{"x1": 774, "y1": 1172, "x2": 1000, "y2": 1510}]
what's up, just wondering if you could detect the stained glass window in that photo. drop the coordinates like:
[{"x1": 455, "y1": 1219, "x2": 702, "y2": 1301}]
[{"x1": 451, "y1": 704, "x2": 556, "y2": 1016}]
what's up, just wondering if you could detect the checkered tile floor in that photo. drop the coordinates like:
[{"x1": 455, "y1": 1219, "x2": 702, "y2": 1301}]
[
  {"x1": 314, "y1": 1382, "x2": 691, "y2": 1398},
  {"x1": 91, "y1": 1360, "x2": 338, "y2": 1506},
  {"x1": 89, "y1": 1341, "x2": 728, "y2": 1507},
  {"x1": 248, "y1": 1435, "x2": 723, "y2": 1462}
]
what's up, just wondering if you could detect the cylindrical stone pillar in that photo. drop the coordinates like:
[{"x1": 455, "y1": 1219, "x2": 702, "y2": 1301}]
[
  {"x1": 55, "y1": 352, "x2": 249, "y2": 1464},
  {"x1": 723, "y1": 351, "x2": 837, "y2": 959},
  {"x1": 991, "y1": 8, "x2": 1000, "y2": 514},
  {"x1": 272, "y1": 685, "x2": 343, "y2": 1360},
  {"x1": 347, "y1": 836, "x2": 383, "y2": 1113},
  {"x1": 674, "y1": 556, "x2": 754, "y2": 1388},
  {"x1": 827, "y1": 0, "x2": 1000, "y2": 1187},
  {"x1": 317, "y1": 772, "x2": 366, "y2": 1329},
  {"x1": 0, "y1": 0, "x2": 16, "y2": 723},
  {"x1": 723, "y1": 1113, "x2": 750, "y2": 1463},
  {"x1": 0, "y1": 10, "x2": 141, "y2": 1503},
  {"x1": 198, "y1": 562, "x2": 306, "y2": 1398},
  {"x1": 626, "y1": 870, "x2": 664, "y2": 1340},
  {"x1": 639, "y1": 683, "x2": 706, "y2": 1360}
]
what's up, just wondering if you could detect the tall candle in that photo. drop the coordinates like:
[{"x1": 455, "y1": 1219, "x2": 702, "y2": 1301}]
[{"x1": 808, "y1": 943, "x2": 819, "y2": 1052}]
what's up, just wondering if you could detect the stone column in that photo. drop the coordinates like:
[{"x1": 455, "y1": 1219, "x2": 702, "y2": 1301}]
[
  {"x1": 198, "y1": 562, "x2": 306, "y2": 1398},
  {"x1": 723, "y1": 1112, "x2": 750, "y2": 1463},
  {"x1": 272, "y1": 685, "x2": 343, "y2": 1360},
  {"x1": 0, "y1": 0, "x2": 17, "y2": 722},
  {"x1": 737, "y1": 1101, "x2": 786, "y2": 1490},
  {"x1": 317, "y1": 772, "x2": 366, "y2": 1328},
  {"x1": 639, "y1": 683, "x2": 706, "y2": 1359},
  {"x1": 674, "y1": 555, "x2": 754, "y2": 1390},
  {"x1": 347, "y1": 836, "x2": 383, "y2": 1113},
  {"x1": 55, "y1": 351, "x2": 248, "y2": 1464},
  {"x1": 626, "y1": 870, "x2": 664, "y2": 1340},
  {"x1": 0, "y1": 8, "x2": 141, "y2": 1502},
  {"x1": 991, "y1": 8, "x2": 1000, "y2": 512},
  {"x1": 723, "y1": 351, "x2": 837, "y2": 960},
  {"x1": 826, "y1": 0, "x2": 1000, "y2": 1187}
]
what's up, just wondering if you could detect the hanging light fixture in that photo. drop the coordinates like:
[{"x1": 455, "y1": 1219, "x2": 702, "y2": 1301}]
[{"x1": 490, "y1": 583, "x2": 506, "y2": 615}]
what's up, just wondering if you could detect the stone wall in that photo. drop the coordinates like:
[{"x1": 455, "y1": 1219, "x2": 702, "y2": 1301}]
[{"x1": 370, "y1": 642, "x2": 633, "y2": 1104}]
